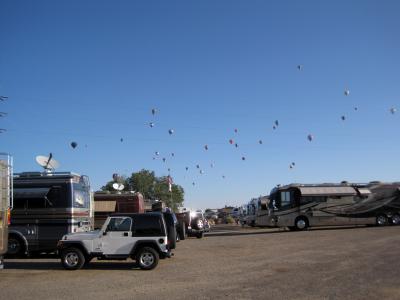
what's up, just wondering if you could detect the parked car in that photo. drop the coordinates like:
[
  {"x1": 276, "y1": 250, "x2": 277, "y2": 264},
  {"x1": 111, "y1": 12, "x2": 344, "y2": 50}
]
[
  {"x1": 57, "y1": 213, "x2": 172, "y2": 270},
  {"x1": 176, "y1": 209, "x2": 205, "y2": 239}
]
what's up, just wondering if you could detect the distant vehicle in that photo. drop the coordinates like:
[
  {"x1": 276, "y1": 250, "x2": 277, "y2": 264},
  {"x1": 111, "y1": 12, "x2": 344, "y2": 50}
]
[
  {"x1": 93, "y1": 192, "x2": 144, "y2": 229},
  {"x1": 231, "y1": 207, "x2": 240, "y2": 219},
  {"x1": 0, "y1": 154, "x2": 12, "y2": 269},
  {"x1": 176, "y1": 209, "x2": 205, "y2": 239},
  {"x1": 8, "y1": 172, "x2": 93, "y2": 256},
  {"x1": 57, "y1": 213, "x2": 171, "y2": 270},
  {"x1": 259, "y1": 182, "x2": 400, "y2": 230}
]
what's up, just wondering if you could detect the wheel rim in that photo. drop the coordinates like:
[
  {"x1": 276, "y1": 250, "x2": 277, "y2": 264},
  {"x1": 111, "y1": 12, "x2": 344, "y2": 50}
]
[
  {"x1": 296, "y1": 219, "x2": 306, "y2": 229},
  {"x1": 64, "y1": 252, "x2": 79, "y2": 267},
  {"x1": 8, "y1": 239, "x2": 21, "y2": 255},
  {"x1": 392, "y1": 215, "x2": 400, "y2": 225},
  {"x1": 377, "y1": 216, "x2": 387, "y2": 225},
  {"x1": 140, "y1": 252, "x2": 154, "y2": 267}
]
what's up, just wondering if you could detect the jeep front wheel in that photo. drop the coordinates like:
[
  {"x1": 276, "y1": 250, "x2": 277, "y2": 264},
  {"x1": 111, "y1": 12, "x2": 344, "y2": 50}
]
[
  {"x1": 61, "y1": 247, "x2": 85, "y2": 270},
  {"x1": 136, "y1": 247, "x2": 159, "y2": 270}
]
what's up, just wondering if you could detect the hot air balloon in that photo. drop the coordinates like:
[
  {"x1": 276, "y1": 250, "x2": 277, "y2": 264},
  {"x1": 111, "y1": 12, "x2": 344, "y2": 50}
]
[
  {"x1": 204, "y1": 145, "x2": 208, "y2": 151},
  {"x1": 390, "y1": 107, "x2": 397, "y2": 114},
  {"x1": 151, "y1": 108, "x2": 157, "y2": 115},
  {"x1": 71, "y1": 142, "x2": 78, "y2": 149},
  {"x1": 167, "y1": 168, "x2": 171, "y2": 172},
  {"x1": 192, "y1": 182, "x2": 196, "y2": 186},
  {"x1": 273, "y1": 125, "x2": 276, "y2": 130},
  {"x1": 234, "y1": 128, "x2": 238, "y2": 133},
  {"x1": 297, "y1": 64, "x2": 303, "y2": 71},
  {"x1": 171, "y1": 153, "x2": 175, "y2": 157},
  {"x1": 222, "y1": 175, "x2": 226, "y2": 179},
  {"x1": 242, "y1": 156, "x2": 246, "y2": 161},
  {"x1": 120, "y1": 138, "x2": 123, "y2": 142},
  {"x1": 275, "y1": 120, "x2": 279, "y2": 127},
  {"x1": 210, "y1": 163, "x2": 214, "y2": 168},
  {"x1": 291, "y1": 162, "x2": 295, "y2": 166},
  {"x1": 168, "y1": 129, "x2": 174, "y2": 135},
  {"x1": 344, "y1": 89, "x2": 350, "y2": 96},
  {"x1": 235, "y1": 143, "x2": 239, "y2": 148},
  {"x1": 196, "y1": 164, "x2": 200, "y2": 169},
  {"x1": 229, "y1": 139, "x2": 234, "y2": 144},
  {"x1": 162, "y1": 158, "x2": 166, "y2": 163},
  {"x1": 259, "y1": 140, "x2": 263, "y2": 144},
  {"x1": 307, "y1": 134, "x2": 313, "y2": 142},
  {"x1": 155, "y1": 151, "x2": 160, "y2": 156},
  {"x1": 200, "y1": 170, "x2": 204, "y2": 174},
  {"x1": 149, "y1": 122, "x2": 155, "y2": 128},
  {"x1": 290, "y1": 165, "x2": 293, "y2": 169},
  {"x1": 341, "y1": 115, "x2": 346, "y2": 121},
  {"x1": 354, "y1": 107, "x2": 358, "y2": 111},
  {"x1": 185, "y1": 167, "x2": 189, "y2": 171}
]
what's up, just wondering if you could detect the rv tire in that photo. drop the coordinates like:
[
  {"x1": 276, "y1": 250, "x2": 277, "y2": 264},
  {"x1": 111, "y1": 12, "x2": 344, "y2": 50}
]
[
  {"x1": 7, "y1": 235, "x2": 25, "y2": 257},
  {"x1": 295, "y1": 217, "x2": 309, "y2": 231},
  {"x1": 390, "y1": 214, "x2": 400, "y2": 225},
  {"x1": 376, "y1": 215, "x2": 388, "y2": 226}
]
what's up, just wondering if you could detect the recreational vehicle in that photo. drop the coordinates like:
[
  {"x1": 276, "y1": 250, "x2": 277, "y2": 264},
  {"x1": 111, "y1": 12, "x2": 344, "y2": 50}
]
[
  {"x1": 261, "y1": 182, "x2": 400, "y2": 230},
  {"x1": 8, "y1": 172, "x2": 93, "y2": 256}
]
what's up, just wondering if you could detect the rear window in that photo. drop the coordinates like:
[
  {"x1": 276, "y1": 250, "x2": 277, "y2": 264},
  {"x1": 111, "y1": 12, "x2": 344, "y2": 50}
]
[{"x1": 133, "y1": 215, "x2": 165, "y2": 237}]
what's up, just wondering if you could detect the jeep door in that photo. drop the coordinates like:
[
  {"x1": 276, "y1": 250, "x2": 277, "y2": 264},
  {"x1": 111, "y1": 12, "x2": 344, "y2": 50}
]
[{"x1": 100, "y1": 217, "x2": 135, "y2": 255}]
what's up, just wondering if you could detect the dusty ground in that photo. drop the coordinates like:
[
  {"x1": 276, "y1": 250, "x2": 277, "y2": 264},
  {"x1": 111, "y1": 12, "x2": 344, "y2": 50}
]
[{"x1": 1, "y1": 225, "x2": 400, "y2": 300}]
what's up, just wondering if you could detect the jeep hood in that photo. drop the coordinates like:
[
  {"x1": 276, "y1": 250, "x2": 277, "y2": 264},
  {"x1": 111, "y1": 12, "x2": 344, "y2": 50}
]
[{"x1": 62, "y1": 230, "x2": 101, "y2": 241}]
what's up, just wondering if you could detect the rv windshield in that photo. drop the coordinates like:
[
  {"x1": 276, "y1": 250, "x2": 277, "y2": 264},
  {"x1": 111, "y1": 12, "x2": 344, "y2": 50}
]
[{"x1": 73, "y1": 183, "x2": 90, "y2": 208}]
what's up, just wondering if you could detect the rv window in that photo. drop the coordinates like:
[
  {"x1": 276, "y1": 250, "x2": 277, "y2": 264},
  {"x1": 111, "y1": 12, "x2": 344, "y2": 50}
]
[{"x1": 280, "y1": 191, "x2": 291, "y2": 207}]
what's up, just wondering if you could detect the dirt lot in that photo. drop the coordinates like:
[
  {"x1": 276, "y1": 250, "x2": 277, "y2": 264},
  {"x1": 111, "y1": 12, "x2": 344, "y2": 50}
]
[{"x1": 1, "y1": 225, "x2": 400, "y2": 300}]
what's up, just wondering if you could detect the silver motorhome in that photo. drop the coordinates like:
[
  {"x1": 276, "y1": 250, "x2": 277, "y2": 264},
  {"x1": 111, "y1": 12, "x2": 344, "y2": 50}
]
[
  {"x1": 8, "y1": 172, "x2": 93, "y2": 256},
  {"x1": 0, "y1": 154, "x2": 12, "y2": 268},
  {"x1": 258, "y1": 182, "x2": 400, "y2": 230}
]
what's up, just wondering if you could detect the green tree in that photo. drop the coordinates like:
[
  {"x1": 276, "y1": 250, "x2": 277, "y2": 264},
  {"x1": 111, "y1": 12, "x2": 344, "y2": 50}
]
[{"x1": 100, "y1": 169, "x2": 185, "y2": 210}]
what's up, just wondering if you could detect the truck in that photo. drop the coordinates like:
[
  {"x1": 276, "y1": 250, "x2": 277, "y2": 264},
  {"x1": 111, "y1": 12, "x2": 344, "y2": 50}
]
[{"x1": 0, "y1": 153, "x2": 12, "y2": 269}]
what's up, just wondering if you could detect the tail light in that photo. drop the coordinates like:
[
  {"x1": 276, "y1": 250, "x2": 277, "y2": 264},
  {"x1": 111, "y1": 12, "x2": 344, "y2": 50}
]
[{"x1": 7, "y1": 208, "x2": 11, "y2": 225}]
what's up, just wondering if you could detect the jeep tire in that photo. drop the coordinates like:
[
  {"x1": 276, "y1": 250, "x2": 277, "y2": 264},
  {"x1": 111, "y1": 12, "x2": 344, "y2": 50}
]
[
  {"x1": 61, "y1": 247, "x2": 85, "y2": 270},
  {"x1": 136, "y1": 247, "x2": 159, "y2": 270}
]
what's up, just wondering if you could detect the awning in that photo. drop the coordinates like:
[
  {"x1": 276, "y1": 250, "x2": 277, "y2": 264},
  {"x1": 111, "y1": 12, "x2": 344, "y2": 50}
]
[
  {"x1": 298, "y1": 186, "x2": 357, "y2": 196},
  {"x1": 94, "y1": 201, "x2": 116, "y2": 212},
  {"x1": 357, "y1": 188, "x2": 371, "y2": 195},
  {"x1": 14, "y1": 188, "x2": 50, "y2": 199}
]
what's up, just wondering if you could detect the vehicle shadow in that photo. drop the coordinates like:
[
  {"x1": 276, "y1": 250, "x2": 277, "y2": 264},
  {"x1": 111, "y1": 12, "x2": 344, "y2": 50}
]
[
  {"x1": 205, "y1": 225, "x2": 374, "y2": 237},
  {"x1": 4, "y1": 260, "x2": 144, "y2": 271}
]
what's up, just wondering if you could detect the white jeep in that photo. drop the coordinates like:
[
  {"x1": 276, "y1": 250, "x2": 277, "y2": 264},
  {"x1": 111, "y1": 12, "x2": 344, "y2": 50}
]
[{"x1": 57, "y1": 213, "x2": 171, "y2": 270}]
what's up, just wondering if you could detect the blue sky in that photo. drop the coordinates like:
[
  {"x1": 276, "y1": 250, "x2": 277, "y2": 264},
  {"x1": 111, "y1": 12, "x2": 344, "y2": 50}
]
[{"x1": 1, "y1": 0, "x2": 400, "y2": 209}]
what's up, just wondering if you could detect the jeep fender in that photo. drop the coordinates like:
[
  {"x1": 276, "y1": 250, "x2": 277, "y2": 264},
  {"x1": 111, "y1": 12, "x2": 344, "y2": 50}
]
[
  {"x1": 57, "y1": 241, "x2": 90, "y2": 257},
  {"x1": 130, "y1": 240, "x2": 163, "y2": 256}
]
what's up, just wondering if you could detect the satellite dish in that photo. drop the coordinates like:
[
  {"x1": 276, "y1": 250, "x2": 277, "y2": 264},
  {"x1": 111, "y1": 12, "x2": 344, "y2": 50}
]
[
  {"x1": 112, "y1": 183, "x2": 125, "y2": 191},
  {"x1": 36, "y1": 153, "x2": 60, "y2": 172}
]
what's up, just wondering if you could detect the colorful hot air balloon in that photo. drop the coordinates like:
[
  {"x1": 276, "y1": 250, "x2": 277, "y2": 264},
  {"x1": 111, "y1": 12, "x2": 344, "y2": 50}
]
[
  {"x1": 229, "y1": 139, "x2": 234, "y2": 144},
  {"x1": 71, "y1": 142, "x2": 78, "y2": 149}
]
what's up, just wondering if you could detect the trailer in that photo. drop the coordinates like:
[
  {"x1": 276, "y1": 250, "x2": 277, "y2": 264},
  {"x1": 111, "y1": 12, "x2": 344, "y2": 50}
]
[{"x1": 93, "y1": 192, "x2": 144, "y2": 229}]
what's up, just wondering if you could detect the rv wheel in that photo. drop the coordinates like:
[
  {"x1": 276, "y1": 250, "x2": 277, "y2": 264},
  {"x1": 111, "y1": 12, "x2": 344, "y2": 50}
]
[
  {"x1": 7, "y1": 236, "x2": 25, "y2": 257},
  {"x1": 376, "y1": 215, "x2": 388, "y2": 226},
  {"x1": 295, "y1": 217, "x2": 309, "y2": 231},
  {"x1": 391, "y1": 214, "x2": 400, "y2": 225}
]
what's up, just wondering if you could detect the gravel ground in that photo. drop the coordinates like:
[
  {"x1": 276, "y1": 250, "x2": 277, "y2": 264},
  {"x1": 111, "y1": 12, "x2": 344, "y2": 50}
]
[{"x1": 1, "y1": 225, "x2": 400, "y2": 300}]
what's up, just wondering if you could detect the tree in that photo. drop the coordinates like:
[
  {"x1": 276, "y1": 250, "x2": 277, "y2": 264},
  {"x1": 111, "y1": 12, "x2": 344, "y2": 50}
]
[{"x1": 100, "y1": 169, "x2": 184, "y2": 211}]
